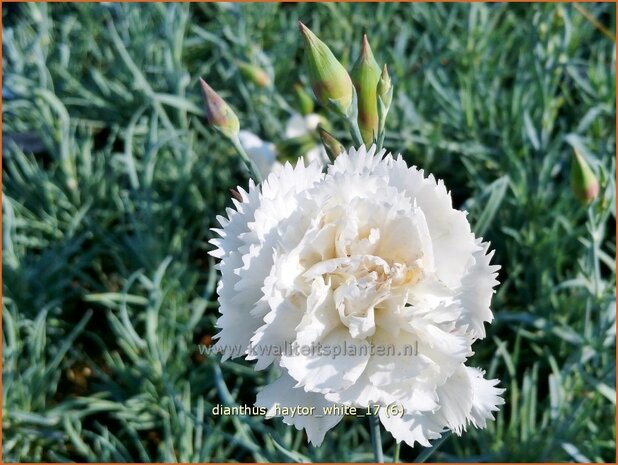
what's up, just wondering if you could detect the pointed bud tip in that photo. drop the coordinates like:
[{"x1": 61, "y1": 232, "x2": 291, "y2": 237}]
[
  {"x1": 299, "y1": 21, "x2": 318, "y2": 45},
  {"x1": 298, "y1": 21, "x2": 310, "y2": 37},
  {"x1": 378, "y1": 64, "x2": 392, "y2": 96},
  {"x1": 198, "y1": 78, "x2": 239, "y2": 139},
  {"x1": 199, "y1": 78, "x2": 223, "y2": 109},
  {"x1": 359, "y1": 34, "x2": 375, "y2": 61},
  {"x1": 299, "y1": 22, "x2": 323, "y2": 49},
  {"x1": 571, "y1": 149, "x2": 600, "y2": 203},
  {"x1": 199, "y1": 77, "x2": 213, "y2": 95}
]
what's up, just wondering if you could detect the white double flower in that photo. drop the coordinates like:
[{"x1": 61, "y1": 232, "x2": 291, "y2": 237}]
[{"x1": 211, "y1": 145, "x2": 504, "y2": 447}]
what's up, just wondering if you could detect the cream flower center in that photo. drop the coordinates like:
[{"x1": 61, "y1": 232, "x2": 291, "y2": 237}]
[
  {"x1": 305, "y1": 254, "x2": 423, "y2": 338},
  {"x1": 290, "y1": 194, "x2": 433, "y2": 340}
]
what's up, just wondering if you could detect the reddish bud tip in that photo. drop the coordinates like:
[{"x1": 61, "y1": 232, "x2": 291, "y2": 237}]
[{"x1": 199, "y1": 78, "x2": 240, "y2": 139}]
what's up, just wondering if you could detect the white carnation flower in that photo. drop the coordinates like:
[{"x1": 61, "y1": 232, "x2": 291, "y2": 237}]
[
  {"x1": 210, "y1": 145, "x2": 504, "y2": 447},
  {"x1": 284, "y1": 113, "x2": 329, "y2": 166}
]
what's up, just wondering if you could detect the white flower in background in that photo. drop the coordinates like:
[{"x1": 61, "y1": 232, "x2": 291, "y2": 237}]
[
  {"x1": 238, "y1": 130, "x2": 280, "y2": 179},
  {"x1": 210, "y1": 145, "x2": 504, "y2": 447},
  {"x1": 238, "y1": 113, "x2": 329, "y2": 177},
  {"x1": 284, "y1": 113, "x2": 329, "y2": 165}
]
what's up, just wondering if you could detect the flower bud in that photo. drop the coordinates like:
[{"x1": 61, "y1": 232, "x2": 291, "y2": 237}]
[
  {"x1": 238, "y1": 61, "x2": 271, "y2": 88},
  {"x1": 318, "y1": 125, "x2": 345, "y2": 160},
  {"x1": 351, "y1": 35, "x2": 381, "y2": 145},
  {"x1": 377, "y1": 64, "x2": 393, "y2": 110},
  {"x1": 299, "y1": 22, "x2": 354, "y2": 117},
  {"x1": 293, "y1": 83, "x2": 315, "y2": 116},
  {"x1": 571, "y1": 149, "x2": 600, "y2": 204},
  {"x1": 199, "y1": 78, "x2": 240, "y2": 140}
]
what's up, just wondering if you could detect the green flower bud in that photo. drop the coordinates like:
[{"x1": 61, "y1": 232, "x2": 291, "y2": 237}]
[
  {"x1": 238, "y1": 61, "x2": 271, "y2": 88},
  {"x1": 351, "y1": 34, "x2": 381, "y2": 145},
  {"x1": 299, "y1": 22, "x2": 354, "y2": 117},
  {"x1": 293, "y1": 83, "x2": 315, "y2": 116},
  {"x1": 377, "y1": 64, "x2": 393, "y2": 110},
  {"x1": 199, "y1": 78, "x2": 240, "y2": 140},
  {"x1": 376, "y1": 64, "x2": 394, "y2": 142},
  {"x1": 318, "y1": 125, "x2": 345, "y2": 160},
  {"x1": 571, "y1": 149, "x2": 600, "y2": 204}
]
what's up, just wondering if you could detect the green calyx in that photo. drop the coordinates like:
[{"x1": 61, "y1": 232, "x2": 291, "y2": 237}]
[
  {"x1": 350, "y1": 35, "x2": 381, "y2": 145},
  {"x1": 377, "y1": 64, "x2": 393, "y2": 110},
  {"x1": 318, "y1": 125, "x2": 345, "y2": 161}
]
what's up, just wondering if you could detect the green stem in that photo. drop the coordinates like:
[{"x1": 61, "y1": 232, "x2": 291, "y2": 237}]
[
  {"x1": 415, "y1": 432, "x2": 451, "y2": 463},
  {"x1": 369, "y1": 414, "x2": 384, "y2": 463},
  {"x1": 339, "y1": 85, "x2": 364, "y2": 148},
  {"x1": 347, "y1": 115, "x2": 364, "y2": 148},
  {"x1": 393, "y1": 441, "x2": 401, "y2": 463},
  {"x1": 587, "y1": 208, "x2": 602, "y2": 299},
  {"x1": 377, "y1": 127, "x2": 386, "y2": 152},
  {"x1": 376, "y1": 91, "x2": 391, "y2": 152},
  {"x1": 231, "y1": 136, "x2": 263, "y2": 183}
]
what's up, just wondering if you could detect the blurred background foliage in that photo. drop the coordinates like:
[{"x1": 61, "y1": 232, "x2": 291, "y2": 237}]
[{"x1": 2, "y1": 2, "x2": 616, "y2": 462}]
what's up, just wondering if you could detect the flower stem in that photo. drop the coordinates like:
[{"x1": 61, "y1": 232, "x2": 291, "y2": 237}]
[
  {"x1": 393, "y1": 442, "x2": 401, "y2": 463},
  {"x1": 231, "y1": 136, "x2": 263, "y2": 183},
  {"x1": 342, "y1": 85, "x2": 364, "y2": 148},
  {"x1": 369, "y1": 414, "x2": 384, "y2": 463},
  {"x1": 346, "y1": 115, "x2": 364, "y2": 147},
  {"x1": 415, "y1": 432, "x2": 451, "y2": 463},
  {"x1": 376, "y1": 129, "x2": 386, "y2": 152},
  {"x1": 587, "y1": 208, "x2": 602, "y2": 298}
]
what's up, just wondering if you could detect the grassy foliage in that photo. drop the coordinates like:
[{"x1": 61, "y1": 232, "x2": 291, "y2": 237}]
[{"x1": 2, "y1": 2, "x2": 616, "y2": 462}]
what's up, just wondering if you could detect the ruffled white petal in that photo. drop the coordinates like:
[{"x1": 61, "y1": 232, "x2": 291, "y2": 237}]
[
  {"x1": 379, "y1": 364, "x2": 504, "y2": 446},
  {"x1": 465, "y1": 366, "x2": 505, "y2": 428},
  {"x1": 384, "y1": 156, "x2": 480, "y2": 289},
  {"x1": 379, "y1": 409, "x2": 446, "y2": 448},
  {"x1": 247, "y1": 289, "x2": 305, "y2": 370},
  {"x1": 295, "y1": 276, "x2": 340, "y2": 346},
  {"x1": 210, "y1": 182, "x2": 264, "y2": 358},
  {"x1": 326, "y1": 373, "x2": 439, "y2": 414},
  {"x1": 329, "y1": 145, "x2": 386, "y2": 176},
  {"x1": 363, "y1": 330, "x2": 432, "y2": 387},
  {"x1": 434, "y1": 364, "x2": 474, "y2": 434},
  {"x1": 456, "y1": 240, "x2": 500, "y2": 339},
  {"x1": 255, "y1": 372, "x2": 343, "y2": 446},
  {"x1": 280, "y1": 326, "x2": 371, "y2": 394},
  {"x1": 429, "y1": 365, "x2": 505, "y2": 434}
]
